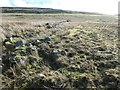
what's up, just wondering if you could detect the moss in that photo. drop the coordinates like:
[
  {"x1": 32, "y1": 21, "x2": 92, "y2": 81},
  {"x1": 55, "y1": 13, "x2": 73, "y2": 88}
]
[
  {"x1": 69, "y1": 28, "x2": 78, "y2": 37},
  {"x1": 58, "y1": 67, "x2": 70, "y2": 75},
  {"x1": 70, "y1": 72, "x2": 83, "y2": 80}
]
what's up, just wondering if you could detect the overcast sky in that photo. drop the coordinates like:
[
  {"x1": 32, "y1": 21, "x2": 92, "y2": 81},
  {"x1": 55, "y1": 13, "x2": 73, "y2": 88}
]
[{"x1": 0, "y1": 0, "x2": 119, "y2": 15}]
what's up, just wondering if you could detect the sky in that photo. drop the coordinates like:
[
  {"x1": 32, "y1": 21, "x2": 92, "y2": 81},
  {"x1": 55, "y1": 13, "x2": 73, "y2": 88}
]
[{"x1": 0, "y1": 0, "x2": 119, "y2": 15}]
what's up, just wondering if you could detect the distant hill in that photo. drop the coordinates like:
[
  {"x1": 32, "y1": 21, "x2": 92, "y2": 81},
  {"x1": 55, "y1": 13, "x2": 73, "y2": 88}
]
[{"x1": 1, "y1": 7, "x2": 101, "y2": 15}]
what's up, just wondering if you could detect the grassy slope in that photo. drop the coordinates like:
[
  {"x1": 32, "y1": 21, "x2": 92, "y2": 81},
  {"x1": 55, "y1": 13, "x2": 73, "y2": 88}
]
[{"x1": 1, "y1": 7, "x2": 101, "y2": 15}]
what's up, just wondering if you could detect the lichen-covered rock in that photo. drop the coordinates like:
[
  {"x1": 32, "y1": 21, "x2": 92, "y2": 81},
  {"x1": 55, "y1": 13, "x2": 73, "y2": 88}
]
[
  {"x1": 4, "y1": 41, "x2": 16, "y2": 51},
  {"x1": 15, "y1": 40, "x2": 24, "y2": 47}
]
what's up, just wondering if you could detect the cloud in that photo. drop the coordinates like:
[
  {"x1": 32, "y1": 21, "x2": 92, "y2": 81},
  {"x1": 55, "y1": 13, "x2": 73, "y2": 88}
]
[
  {"x1": 57, "y1": 0, "x2": 119, "y2": 15},
  {"x1": 0, "y1": 0, "x2": 11, "y2": 7},
  {"x1": 13, "y1": 0, "x2": 27, "y2": 7},
  {"x1": 11, "y1": 0, "x2": 56, "y2": 7}
]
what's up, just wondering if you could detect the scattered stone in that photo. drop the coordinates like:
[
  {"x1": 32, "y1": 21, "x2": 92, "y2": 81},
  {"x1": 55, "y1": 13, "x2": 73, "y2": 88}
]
[
  {"x1": 67, "y1": 52, "x2": 75, "y2": 58},
  {"x1": 19, "y1": 57, "x2": 26, "y2": 65},
  {"x1": 52, "y1": 49, "x2": 62, "y2": 56},
  {"x1": 52, "y1": 45, "x2": 60, "y2": 49},
  {"x1": 43, "y1": 37, "x2": 51, "y2": 43},
  {"x1": 4, "y1": 37, "x2": 13, "y2": 42},
  {"x1": 25, "y1": 33, "x2": 35, "y2": 38},
  {"x1": 66, "y1": 19, "x2": 71, "y2": 22},
  {"x1": 37, "y1": 73, "x2": 46, "y2": 78},
  {"x1": 8, "y1": 55, "x2": 16, "y2": 61},
  {"x1": 25, "y1": 43, "x2": 33, "y2": 47},
  {"x1": 26, "y1": 47, "x2": 37, "y2": 56},
  {"x1": 4, "y1": 41, "x2": 16, "y2": 51},
  {"x1": 28, "y1": 55, "x2": 37, "y2": 65},
  {"x1": 77, "y1": 49, "x2": 85, "y2": 54},
  {"x1": 45, "y1": 23, "x2": 53, "y2": 29},
  {"x1": 16, "y1": 40, "x2": 24, "y2": 47},
  {"x1": 45, "y1": 23, "x2": 50, "y2": 26},
  {"x1": 93, "y1": 46, "x2": 106, "y2": 51}
]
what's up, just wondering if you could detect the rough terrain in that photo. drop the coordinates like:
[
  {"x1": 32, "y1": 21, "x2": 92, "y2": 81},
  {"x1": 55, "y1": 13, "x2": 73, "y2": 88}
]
[{"x1": 1, "y1": 10, "x2": 120, "y2": 89}]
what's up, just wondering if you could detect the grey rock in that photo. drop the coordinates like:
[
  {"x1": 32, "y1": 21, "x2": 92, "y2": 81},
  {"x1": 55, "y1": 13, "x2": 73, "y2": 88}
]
[
  {"x1": 25, "y1": 34, "x2": 34, "y2": 38},
  {"x1": 52, "y1": 49, "x2": 61, "y2": 55},
  {"x1": 16, "y1": 40, "x2": 24, "y2": 47}
]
